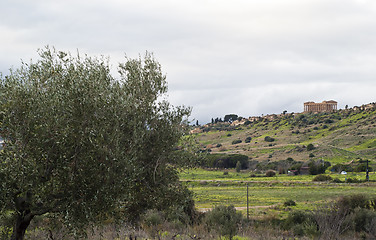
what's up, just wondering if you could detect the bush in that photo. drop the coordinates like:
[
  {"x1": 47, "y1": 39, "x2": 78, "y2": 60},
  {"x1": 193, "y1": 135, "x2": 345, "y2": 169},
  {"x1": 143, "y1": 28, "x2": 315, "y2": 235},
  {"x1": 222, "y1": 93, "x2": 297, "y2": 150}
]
[
  {"x1": 245, "y1": 136, "x2": 252, "y2": 143},
  {"x1": 336, "y1": 194, "x2": 370, "y2": 213},
  {"x1": 204, "y1": 205, "x2": 242, "y2": 240},
  {"x1": 307, "y1": 143, "x2": 315, "y2": 151},
  {"x1": 354, "y1": 163, "x2": 373, "y2": 172},
  {"x1": 284, "y1": 199, "x2": 297, "y2": 207},
  {"x1": 264, "y1": 136, "x2": 275, "y2": 142},
  {"x1": 312, "y1": 175, "x2": 332, "y2": 182},
  {"x1": 331, "y1": 164, "x2": 353, "y2": 173},
  {"x1": 345, "y1": 177, "x2": 363, "y2": 183},
  {"x1": 265, "y1": 170, "x2": 276, "y2": 177},
  {"x1": 232, "y1": 139, "x2": 242, "y2": 145},
  {"x1": 350, "y1": 208, "x2": 376, "y2": 232},
  {"x1": 141, "y1": 209, "x2": 164, "y2": 237},
  {"x1": 283, "y1": 210, "x2": 316, "y2": 234},
  {"x1": 332, "y1": 178, "x2": 343, "y2": 183}
]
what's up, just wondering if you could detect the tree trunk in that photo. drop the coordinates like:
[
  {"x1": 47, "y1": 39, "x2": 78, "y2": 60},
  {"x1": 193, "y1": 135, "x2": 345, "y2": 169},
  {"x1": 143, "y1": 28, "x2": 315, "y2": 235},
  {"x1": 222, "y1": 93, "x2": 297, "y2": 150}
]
[{"x1": 11, "y1": 211, "x2": 34, "y2": 240}]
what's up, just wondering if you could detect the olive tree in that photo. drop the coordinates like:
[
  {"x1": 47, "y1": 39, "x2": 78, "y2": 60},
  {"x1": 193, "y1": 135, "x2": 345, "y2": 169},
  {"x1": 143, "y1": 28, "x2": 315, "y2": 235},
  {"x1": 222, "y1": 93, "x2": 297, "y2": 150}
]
[{"x1": 0, "y1": 48, "x2": 195, "y2": 239}]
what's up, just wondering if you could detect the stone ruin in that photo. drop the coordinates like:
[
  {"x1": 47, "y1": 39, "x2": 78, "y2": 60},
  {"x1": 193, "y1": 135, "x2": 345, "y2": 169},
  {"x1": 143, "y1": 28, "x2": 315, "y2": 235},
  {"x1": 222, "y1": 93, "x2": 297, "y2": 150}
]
[{"x1": 304, "y1": 100, "x2": 338, "y2": 113}]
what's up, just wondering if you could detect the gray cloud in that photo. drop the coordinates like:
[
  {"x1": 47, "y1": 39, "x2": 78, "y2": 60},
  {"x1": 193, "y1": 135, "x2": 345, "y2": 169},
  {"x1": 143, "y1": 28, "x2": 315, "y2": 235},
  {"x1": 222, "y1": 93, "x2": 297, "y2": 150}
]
[{"x1": 1, "y1": 0, "x2": 376, "y2": 124}]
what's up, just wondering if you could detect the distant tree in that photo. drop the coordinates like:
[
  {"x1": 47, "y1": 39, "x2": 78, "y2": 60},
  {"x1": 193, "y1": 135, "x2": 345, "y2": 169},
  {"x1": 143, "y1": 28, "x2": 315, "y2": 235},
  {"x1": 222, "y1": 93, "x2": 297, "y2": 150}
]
[
  {"x1": 196, "y1": 120, "x2": 199, "y2": 126},
  {"x1": 0, "y1": 48, "x2": 196, "y2": 239},
  {"x1": 224, "y1": 114, "x2": 238, "y2": 122},
  {"x1": 217, "y1": 160, "x2": 224, "y2": 169},
  {"x1": 308, "y1": 160, "x2": 331, "y2": 175},
  {"x1": 211, "y1": 118, "x2": 214, "y2": 124},
  {"x1": 236, "y1": 161, "x2": 241, "y2": 173}
]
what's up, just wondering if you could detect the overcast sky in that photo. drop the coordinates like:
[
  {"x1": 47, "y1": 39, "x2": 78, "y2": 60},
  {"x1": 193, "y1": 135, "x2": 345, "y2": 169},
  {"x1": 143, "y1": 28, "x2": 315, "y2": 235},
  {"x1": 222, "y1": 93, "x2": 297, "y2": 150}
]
[{"x1": 1, "y1": 0, "x2": 376, "y2": 124}]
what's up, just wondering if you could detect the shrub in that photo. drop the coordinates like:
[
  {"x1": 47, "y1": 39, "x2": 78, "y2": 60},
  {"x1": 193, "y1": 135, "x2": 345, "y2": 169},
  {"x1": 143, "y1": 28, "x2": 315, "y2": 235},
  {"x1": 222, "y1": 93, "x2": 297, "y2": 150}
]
[
  {"x1": 216, "y1": 143, "x2": 222, "y2": 148},
  {"x1": 307, "y1": 143, "x2": 315, "y2": 151},
  {"x1": 336, "y1": 194, "x2": 370, "y2": 213},
  {"x1": 345, "y1": 177, "x2": 363, "y2": 183},
  {"x1": 332, "y1": 178, "x2": 343, "y2": 183},
  {"x1": 350, "y1": 208, "x2": 376, "y2": 232},
  {"x1": 141, "y1": 209, "x2": 165, "y2": 238},
  {"x1": 232, "y1": 139, "x2": 242, "y2": 145},
  {"x1": 309, "y1": 153, "x2": 315, "y2": 158},
  {"x1": 264, "y1": 136, "x2": 275, "y2": 142},
  {"x1": 331, "y1": 164, "x2": 353, "y2": 173},
  {"x1": 245, "y1": 136, "x2": 252, "y2": 143},
  {"x1": 223, "y1": 171, "x2": 229, "y2": 175},
  {"x1": 142, "y1": 209, "x2": 164, "y2": 226},
  {"x1": 354, "y1": 163, "x2": 373, "y2": 172},
  {"x1": 204, "y1": 205, "x2": 242, "y2": 240},
  {"x1": 284, "y1": 199, "x2": 297, "y2": 207},
  {"x1": 283, "y1": 210, "x2": 316, "y2": 233},
  {"x1": 265, "y1": 170, "x2": 276, "y2": 177},
  {"x1": 312, "y1": 175, "x2": 332, "y2": 182}
]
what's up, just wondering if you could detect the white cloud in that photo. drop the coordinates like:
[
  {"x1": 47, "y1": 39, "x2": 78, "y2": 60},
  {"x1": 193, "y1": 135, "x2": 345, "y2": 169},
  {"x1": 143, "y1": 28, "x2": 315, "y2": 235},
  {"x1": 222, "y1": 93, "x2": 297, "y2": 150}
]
[{"x1": 1, "y1": 0, "x2": 376, "y2": 123}]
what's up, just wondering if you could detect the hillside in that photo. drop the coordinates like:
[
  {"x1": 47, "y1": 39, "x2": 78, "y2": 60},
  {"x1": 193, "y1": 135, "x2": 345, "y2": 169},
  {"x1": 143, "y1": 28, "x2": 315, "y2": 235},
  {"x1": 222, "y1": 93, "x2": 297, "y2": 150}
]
[{"x1": 194, "y1": 103, "x2": 376, "y2": 166}]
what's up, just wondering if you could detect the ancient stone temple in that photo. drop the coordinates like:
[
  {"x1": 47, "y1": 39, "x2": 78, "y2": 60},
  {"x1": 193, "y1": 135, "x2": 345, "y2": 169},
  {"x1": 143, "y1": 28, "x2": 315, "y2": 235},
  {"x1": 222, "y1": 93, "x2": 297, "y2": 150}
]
[{"x1": 304, "y1": 100, "x2": 338, "y2": 113}]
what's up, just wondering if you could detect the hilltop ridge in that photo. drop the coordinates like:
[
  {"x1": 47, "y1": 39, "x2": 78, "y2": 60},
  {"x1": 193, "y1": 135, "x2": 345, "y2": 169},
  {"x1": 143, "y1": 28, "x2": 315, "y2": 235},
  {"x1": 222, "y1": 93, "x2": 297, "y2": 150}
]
[{"x1": 193, "y1": 102, "x2": 376, "y2": 165}]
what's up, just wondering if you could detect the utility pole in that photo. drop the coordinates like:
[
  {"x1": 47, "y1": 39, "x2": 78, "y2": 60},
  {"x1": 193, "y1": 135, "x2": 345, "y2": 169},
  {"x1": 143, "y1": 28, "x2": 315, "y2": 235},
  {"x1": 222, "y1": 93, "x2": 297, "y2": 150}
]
[{"x1": 247, "y1": 182, "x2": 249, "y2": 221}]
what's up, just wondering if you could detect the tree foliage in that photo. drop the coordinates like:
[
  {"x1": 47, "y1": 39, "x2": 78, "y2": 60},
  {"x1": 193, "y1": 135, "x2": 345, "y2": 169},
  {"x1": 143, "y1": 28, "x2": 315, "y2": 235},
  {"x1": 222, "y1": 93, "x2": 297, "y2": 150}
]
[
  {"x1": 201, "y1": 154, "x2": 248, "y2": 169},
  {"x1": 204, "y1": 205, "x2": 242, "y2": 240},
  {"x1": 0, "y1": 47, "x2": 195, "y2": 238},
  {"x1": 224, "y1": 114, "x2": 238, "y2": 123}
]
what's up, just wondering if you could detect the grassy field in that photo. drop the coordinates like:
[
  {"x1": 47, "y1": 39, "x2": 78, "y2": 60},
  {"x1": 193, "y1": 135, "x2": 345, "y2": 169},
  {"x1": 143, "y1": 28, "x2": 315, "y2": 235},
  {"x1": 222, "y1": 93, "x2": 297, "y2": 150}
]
[{"x1": 180, "y1": 168, "x2": 376, "y2": 217}]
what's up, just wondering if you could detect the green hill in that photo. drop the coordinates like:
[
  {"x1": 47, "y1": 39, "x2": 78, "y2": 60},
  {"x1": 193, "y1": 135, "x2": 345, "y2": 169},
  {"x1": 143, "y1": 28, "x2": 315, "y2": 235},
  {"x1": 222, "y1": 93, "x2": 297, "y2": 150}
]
[{"x1": 194, "y1": 103, "x2": 376, "y2": 168}]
